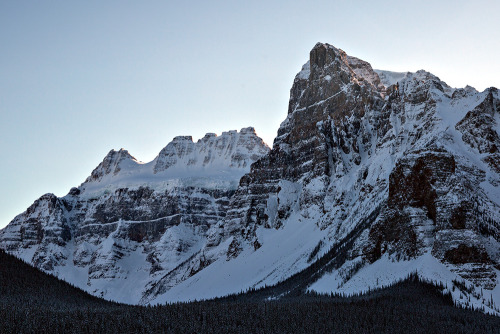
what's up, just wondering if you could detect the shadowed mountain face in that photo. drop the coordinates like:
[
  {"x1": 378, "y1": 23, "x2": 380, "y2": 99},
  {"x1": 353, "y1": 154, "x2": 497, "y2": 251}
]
[{"x1": 1, "y1": 43, "x2": 499, "y2": 310}]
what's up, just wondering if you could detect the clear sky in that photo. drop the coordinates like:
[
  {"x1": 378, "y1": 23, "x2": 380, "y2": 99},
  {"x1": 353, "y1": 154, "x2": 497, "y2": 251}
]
[{"x1": 1, "y1": 1, "x2": 499, "y2": 229}]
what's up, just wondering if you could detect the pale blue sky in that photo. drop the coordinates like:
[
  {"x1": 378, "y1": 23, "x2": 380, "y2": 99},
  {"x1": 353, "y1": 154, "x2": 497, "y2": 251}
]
[{"x1": 1, "y1": 1, "x2": 499, "y2": 228}]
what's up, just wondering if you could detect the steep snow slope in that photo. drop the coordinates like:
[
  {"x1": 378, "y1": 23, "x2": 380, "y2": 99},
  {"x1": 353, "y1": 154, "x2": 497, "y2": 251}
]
[{"x1": 375, "y1": 69, "x2": 408, "y2": 87}]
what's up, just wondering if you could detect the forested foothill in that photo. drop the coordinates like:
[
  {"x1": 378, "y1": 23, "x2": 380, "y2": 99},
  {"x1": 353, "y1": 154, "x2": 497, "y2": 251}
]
[{"x1": 1, "y1": 249, "x2": 498, "y2": 333}]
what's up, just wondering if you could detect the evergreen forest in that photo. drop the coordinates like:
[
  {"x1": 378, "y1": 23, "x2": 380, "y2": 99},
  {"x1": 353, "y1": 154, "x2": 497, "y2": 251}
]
[{"x1": 1, "y1": 249, "x2": 499, "y2": 333}]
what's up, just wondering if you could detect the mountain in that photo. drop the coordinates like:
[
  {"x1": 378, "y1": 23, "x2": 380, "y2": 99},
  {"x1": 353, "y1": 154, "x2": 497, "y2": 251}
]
[
  {"x1": 1, "y1": 43, "x2": 499, "y2": 312},
  {"x1": 0, "y1": 127, "x2": 269, "y2": 303}
]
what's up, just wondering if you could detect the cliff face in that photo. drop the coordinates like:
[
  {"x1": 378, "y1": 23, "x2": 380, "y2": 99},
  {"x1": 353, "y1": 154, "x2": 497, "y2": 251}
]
[
  {"x1": 217, "y1": 44, "x2": 387, "y2": 252},
  {"x1": 1, "y1": 43, "x2": 499, "y2": 311}
]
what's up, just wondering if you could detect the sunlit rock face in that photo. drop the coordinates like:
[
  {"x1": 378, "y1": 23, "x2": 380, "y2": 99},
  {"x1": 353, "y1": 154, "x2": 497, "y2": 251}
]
[{"x1": 1, "y1": 43, "x2": 499, "y2": 311}]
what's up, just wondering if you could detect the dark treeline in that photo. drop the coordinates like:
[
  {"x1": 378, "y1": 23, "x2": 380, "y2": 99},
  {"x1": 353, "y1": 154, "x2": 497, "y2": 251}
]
[{"x1": 1, "y1": 249, "x2": 499, "y2": 333}]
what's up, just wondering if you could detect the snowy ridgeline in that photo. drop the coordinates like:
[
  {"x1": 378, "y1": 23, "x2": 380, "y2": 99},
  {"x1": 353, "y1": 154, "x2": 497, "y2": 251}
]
[{"x1": 80, "y1": 126, "x2": 270, "y2": 196}]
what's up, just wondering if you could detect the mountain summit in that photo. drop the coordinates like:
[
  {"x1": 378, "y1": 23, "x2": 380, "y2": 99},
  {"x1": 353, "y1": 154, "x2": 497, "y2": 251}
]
[{"x1": 1, "y1": 43, "x2": 499, "y2": 312}]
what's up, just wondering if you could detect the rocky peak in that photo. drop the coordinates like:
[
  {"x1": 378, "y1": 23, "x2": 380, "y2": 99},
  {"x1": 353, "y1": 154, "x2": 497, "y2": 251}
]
[
  {"x1": 239, "y1": 126, "x2": 257, "y2": 135},
  {"x1": 276, "y1": 42, "x2": 386, "y2": 180},
  {"x1": 218, "y1": 43, "x2": 390, "y2": 255},
  {"x1": 346, "y1": 55, "x2": 385, "y2": 91},
  {"x1": 153, "y1": 127, "x2": 269, "y2": 173},
  {"x1": 200, "y1": 133, "x2": 217, "y2": 142},
  {"x1": 307, "y1": 43, "x2": 384, "y2": 93},
  {"x1": 84, "y1": 148, "x2": 138, "y2": 183},
  {"x1": 309, "y1": 42, "x2": 338, "y2": 70},
  {"x1": 288, "y1": 43, "x2": 384, "y2": 117},
  {"x1": 306, "y1": 43, "x2": 353, "y2": 85},
  {"x1": 172, "y1": 136, "x2": 194, "y2": 143},
  {"x1": 206, "y1": 42, "x2": 500, "y2": 303}
]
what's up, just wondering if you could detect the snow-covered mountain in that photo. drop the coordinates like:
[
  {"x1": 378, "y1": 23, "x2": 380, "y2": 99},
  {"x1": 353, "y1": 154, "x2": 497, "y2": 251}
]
[
  {"x1": 1, "y1": 43, "x2": 499, "y2": 313},
  {"x1": 0, "y1": 127, "x2": 269, "y2": 303}
]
